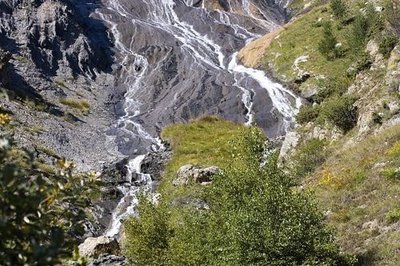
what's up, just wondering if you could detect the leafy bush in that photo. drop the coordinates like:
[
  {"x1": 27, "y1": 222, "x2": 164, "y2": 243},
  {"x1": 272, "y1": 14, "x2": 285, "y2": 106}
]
[
  {"x1": 291, "y1": 138, "x2": 327, "y2": 179},
  {"x1": 319, "y1": 95, "x2": 358, "y2": 132},
  {"x1": 379, "y1": 34, "x2": 398, "y2": 58},
  {"x1": 330, "y1": 0, "x2": 347, "y2": 20},
  {"x1": 124, "y1": 199, "x2": 171, "y2": 266},
  {"x1": 124, "y1": 130, "x2": 355, "y2": 265},
  {"x1": 296, "y1": 104, "x2": 320, "y2": 124},
  {"x1": 0, "y1": 137, "x2": 100, "y2": 265}
]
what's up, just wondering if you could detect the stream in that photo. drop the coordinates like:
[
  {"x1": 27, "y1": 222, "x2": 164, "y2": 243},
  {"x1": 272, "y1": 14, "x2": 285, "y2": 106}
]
[{"x1": 94, "y1": 0, "x2": 301, "y2": 237}]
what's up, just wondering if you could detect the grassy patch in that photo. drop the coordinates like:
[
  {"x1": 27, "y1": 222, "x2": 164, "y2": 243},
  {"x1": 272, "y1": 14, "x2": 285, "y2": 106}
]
[
  {"x1": 35, "y1": 145, "x2": 58, "y2": 158},
  {"x1": 262, "y1": 1, "x2": 386, "y2": 94},
  {"x1": 59, "y1": 98, "x2": 90, "y2": 115},
  {"x1": 159, "y1": 116, "x2": 256, "y2": 202},
  {"x1": 308, "y1": 124, "x2": 400, "y2": 264},
  {"x1": 263, "y1": 4, "x2": 354, "y2": 86}
]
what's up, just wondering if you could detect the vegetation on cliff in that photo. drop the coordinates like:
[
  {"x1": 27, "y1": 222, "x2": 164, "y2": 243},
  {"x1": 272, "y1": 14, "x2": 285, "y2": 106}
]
[
  {"x1": 241, "y1": 0, "x2": 400, "y2": 264},
  {"x1": 123, "y1": 118, "x2": 354, "y2": 265}
]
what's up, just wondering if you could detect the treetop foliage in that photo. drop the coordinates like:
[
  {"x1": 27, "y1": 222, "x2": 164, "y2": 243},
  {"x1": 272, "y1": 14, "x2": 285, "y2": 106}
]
[{"x1": 0, "y1": 136, "x2": 100, "y2": 265}]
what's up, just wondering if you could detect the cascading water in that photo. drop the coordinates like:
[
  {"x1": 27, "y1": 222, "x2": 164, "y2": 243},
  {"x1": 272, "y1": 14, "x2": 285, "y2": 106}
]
[{"x1": 95, "y1": 0, "x2": 302, "y2": 236}]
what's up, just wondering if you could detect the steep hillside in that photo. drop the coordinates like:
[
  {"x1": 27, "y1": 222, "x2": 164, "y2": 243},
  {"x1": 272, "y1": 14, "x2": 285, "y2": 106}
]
[
  {"x1": 0, "y1": 0, "x2": 118, "y2": 171},
  {"x1": 239, "y1": 0, "x2": 400, "y2": 264}
]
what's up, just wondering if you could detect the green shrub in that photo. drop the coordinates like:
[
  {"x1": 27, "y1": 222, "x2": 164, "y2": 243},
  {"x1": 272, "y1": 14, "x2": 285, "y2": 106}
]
[
  {"x1": 382, "y1": 167, "x2": 400, "y2": 180},
  {"x1": 318, "y1": 22, "x2": 342, "y2": 60},
  {"x1": 124, "y1": 199, "x2": 171, "y2": 266},
  {"x1": 124, "y1": 130, "x2": 355, "y2": 265},
  {"x1": 0, "y1": 137, "x2": 100, "y2": 265},
  {"x1": 330, "y1": 0, "x2": 347, "y2": 20},
  {"x1": 291, "y1": 138, "x2": 327, "y2": 179},
  {"x1": 296, "y1": 104, "x2": 320, "y2": 124},
  {"x1": 319, "y1": 95, "x2": 358, "y2": 132},
  {"x1": 379, "y1": 34, "x2": 398, "y2": 58}
]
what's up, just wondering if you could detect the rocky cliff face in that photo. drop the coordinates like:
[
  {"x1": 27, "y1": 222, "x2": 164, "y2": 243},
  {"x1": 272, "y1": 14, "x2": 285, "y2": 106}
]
[
  {"x1": 94, "y1": 0, "x2": 299, "y2": 161},
  {"x1": 0, "y1": 0, "x2": 295, "y2": 171},
  {"x1": 0, "y1": 0, "x2": 118, "y2": 171}
]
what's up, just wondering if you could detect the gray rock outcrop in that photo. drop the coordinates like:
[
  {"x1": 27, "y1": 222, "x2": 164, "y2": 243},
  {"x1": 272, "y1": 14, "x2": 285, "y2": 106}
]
[
  {"x1": 88, "y1": 255, "x2": 126, "y2": 266},
  {"x1": 78, "y1": 236, "x2": 120, "y2": 259},
  {"x1": 173, "y1": 164, "x2": 220, "y2": 186}
]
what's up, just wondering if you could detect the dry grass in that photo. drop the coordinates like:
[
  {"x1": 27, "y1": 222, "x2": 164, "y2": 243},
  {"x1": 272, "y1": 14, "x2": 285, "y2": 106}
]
[
  {"x1": 307, "y1": 124, "x2": 400, "y2": 264},
  {"x1": 59, "y1": 98, "x2": 90, "y2": 114}
]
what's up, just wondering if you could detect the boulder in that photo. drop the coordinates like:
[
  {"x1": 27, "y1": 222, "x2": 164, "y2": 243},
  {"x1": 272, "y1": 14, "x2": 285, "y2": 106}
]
[
  {"x1": 79, "y1": 236, "x2": 120, "y2": 258},
  {"x1": 300, "y1": 85, "x2": 317, "y2": 101},
  {"x1": 173, "y1": 164, "x2": 220, "y2": 186},
  {"x1": 88, "y1": 254, "x2": 126, "y2": 266}
]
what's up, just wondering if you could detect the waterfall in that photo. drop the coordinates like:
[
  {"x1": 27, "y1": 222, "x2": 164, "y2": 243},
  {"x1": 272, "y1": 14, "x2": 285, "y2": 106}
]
[{"x1": 95, "y1": 0, "x2": 301, "y2": 237}]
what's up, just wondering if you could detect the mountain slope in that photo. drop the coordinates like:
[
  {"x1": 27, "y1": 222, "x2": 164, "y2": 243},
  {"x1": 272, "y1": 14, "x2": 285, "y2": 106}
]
[{"x1": 238, "y1": 0, "x2": 400, "y2": 264}]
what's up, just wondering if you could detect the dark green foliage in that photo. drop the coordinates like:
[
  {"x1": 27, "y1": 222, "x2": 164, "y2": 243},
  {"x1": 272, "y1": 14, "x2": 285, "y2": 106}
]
[
  {"x1": 350, "y1": 14, "x2": 369, "y2": 50},
  {"x1": 124, "y1": 199, "x2": 171, "y2": 266},
  {"x1": 315, "y1": 77, "x2": 350, "y2": 103},
  {"x1": 349, "y1": 5, "x2": 383, "y2": 52},
  {"x1": 319, "y1": 95, "x2": 358, "y2": 132},
  {"x1": 292, "y1": 138, "x2": 327, "y2": 179},
  {"x1": 353, "y1": 52, "x2": 373, "y2": 73},
  {"x1": 0, "y1": 137, "x2": 99, "y2": 265},
  {"x1": 124, "y1": 130, "x2": 355, "y2": 266},
  {"x1": 296, "y1": 104, "x2": 320, "y2": 124},
  {"x1": 318, "y1": 22, "x2": 342, "y2": 60},
  {"x1": 330, "y1": 0, "x2": 347, "y2": 20},
  {"x1": 379, "y1": 34, "x2": 398, "y2": 58}
]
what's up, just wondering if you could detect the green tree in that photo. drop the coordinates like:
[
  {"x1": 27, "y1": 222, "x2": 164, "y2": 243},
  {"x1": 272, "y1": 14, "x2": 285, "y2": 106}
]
[
  {"x1": 0, "y1": 137, "x2": 100, "y2": 265},
  {"x1": 349, "y1": 5, "x2": 383, "y2": 52},
  {"x1": 318, "y1": 22, "x2": 341, "y2": 60},
  {"x1": 124, "y1": 129, "x2": 355, "y2": 265}
]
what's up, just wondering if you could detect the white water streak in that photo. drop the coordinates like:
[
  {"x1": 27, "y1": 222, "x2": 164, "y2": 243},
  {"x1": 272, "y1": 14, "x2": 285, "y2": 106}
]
[{"x1": 99, "y1": 0, "x2": 301, "y2": 236}]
